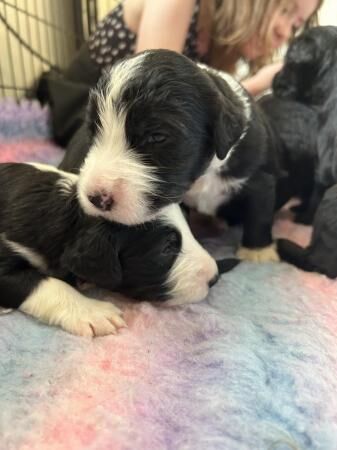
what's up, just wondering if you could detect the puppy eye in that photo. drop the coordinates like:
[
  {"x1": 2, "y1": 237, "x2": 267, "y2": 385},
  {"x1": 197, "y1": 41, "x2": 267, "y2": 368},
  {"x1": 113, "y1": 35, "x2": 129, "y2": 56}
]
[
  {"x1": 146, "y1": 133, "x2": 167, "y2": 144},
  {"x1": 162, "y1": 231, "x2": 180, "y2": 255}
]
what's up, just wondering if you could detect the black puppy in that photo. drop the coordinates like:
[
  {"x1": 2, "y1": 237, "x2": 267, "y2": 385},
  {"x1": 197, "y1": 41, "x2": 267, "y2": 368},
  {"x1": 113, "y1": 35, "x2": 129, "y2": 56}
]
[
  {"x1": 277, "y1": 184, "x2": 337, "y2": 278},
  {"x1": 258, "y1": 94, "x2": 318, "y2": 217},
  {"x1": 273, "y1": 25, "x2": 337, "y2": 223},
  {"x1": 0, "y1": 163, "x2": 226, "y2": 336}
]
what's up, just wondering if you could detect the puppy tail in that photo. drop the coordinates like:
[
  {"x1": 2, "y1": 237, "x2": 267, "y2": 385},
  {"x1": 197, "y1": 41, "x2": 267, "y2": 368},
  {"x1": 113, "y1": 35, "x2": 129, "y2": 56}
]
[
  {"x1": 276, "y1": 239, "x2": 314, "y2": 272},
  {"x1": 216, "y1": 258, "x2": 240, "y2": 274}
]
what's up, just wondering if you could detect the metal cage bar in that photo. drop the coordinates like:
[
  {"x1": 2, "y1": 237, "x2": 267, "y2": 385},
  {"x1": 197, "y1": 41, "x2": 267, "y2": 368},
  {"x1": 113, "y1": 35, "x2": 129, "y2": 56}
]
[{"x1": 0, "y1": 0, "x2": 98, "y2": 98}]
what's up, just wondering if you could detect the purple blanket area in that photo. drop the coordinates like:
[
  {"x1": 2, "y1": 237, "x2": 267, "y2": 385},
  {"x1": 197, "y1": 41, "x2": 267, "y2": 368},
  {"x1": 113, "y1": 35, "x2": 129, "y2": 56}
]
[
  {"x1": 1, "y1": 99, "x2": 337, "y2": 450},
  {"x1": 0, "y1": 99, "x2": 64, "y2": 165}
]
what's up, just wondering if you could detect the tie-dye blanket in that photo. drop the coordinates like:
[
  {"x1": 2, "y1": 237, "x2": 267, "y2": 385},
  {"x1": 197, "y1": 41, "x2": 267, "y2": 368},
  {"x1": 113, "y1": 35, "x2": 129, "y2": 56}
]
[
  {"x1": 0, "y1": 99, "x2": 64, "y2": 165},
  {"x1": 1, "y1": 100, "x2": 337, "y2": 450}
]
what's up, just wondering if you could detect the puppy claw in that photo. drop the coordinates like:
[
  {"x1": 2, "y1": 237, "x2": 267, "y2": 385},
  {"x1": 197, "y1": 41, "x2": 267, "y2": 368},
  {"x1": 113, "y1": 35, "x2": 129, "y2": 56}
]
[
  {"x1": 237, "y1": 244, "x2": 280, "y2": 262},
  {"x1": 109, "y1": 315, "x2": 127, "y2": 328}
]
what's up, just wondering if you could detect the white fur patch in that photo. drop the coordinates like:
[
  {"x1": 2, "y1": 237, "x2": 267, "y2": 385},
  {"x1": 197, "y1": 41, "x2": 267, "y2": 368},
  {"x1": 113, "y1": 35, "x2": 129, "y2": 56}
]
[
  {"x1": 237, "y1": 244, "x2": 280, "y2": 262},
  {"x1": 77, "y1": 110, "x2": 159, "y2": 224},
  {"x1": 159, "y1": 204, "x2": 218, "y2": 305},
  {"x1": 28, "y1": 162, "x2": 78, "y2": 196},
  {"x1": 1, "y1": 234, "x2": 48, "y2": 272},
  {"x1": 20, "y1": 277, "x2": 126, "y2": 336},
  {"x1": 77, "y1": 55, "x2": 160, "y2": 225},
  {"x1": 184, "y1": 156, "x2": 247, "y2": 216},
  {"x1": 28, "y1": 162, "x2": 78, "y2": 181},
  {"x1": 102, "y1": 52, "x2": 147, "y2": 103}
]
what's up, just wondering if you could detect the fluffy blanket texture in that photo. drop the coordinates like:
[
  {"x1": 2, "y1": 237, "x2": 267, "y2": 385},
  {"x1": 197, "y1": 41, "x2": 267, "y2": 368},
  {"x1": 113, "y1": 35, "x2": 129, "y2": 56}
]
[
  {"x1": 0, "y1": 99, "x2": 64, "y2": 165},
  {"x1": 0, "y1": 100, "x2": 337, "y2": 450}
]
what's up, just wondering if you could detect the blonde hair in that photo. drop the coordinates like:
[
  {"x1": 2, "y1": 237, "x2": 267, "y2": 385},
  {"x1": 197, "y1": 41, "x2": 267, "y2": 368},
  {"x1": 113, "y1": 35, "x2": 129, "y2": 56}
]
[{"x1": 198, "y1": 0, "x2": 323, "y2": 73}]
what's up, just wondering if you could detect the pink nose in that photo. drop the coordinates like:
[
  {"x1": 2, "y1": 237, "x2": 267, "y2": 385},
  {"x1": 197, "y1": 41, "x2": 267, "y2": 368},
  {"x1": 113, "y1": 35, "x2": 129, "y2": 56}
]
[{"x1": 88, "y1": 193, "x2": 114, "y2": 211}]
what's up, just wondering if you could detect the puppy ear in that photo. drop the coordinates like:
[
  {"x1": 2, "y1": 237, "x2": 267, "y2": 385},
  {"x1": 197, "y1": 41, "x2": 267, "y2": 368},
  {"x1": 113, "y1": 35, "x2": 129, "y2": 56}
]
[
  {"x1": 212, "y1": 96, "x2": 246, "y2": 160},
  {"x1": 288, "y1": 36, "x2": 318, "y2": 66},
  {"x1": 273, "y1": 36, "x2": 318, "y2": 99},
  {"x1": 204, "y1": 69, "x2": 246, "y2": 160},
  {"x1": 61, "y1": 224, "x2": 122, "y2": 290}
]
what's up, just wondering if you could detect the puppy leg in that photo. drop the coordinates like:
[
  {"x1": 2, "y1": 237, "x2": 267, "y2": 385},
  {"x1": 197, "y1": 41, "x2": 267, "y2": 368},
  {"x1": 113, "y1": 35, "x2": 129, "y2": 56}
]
[
  {"x1": 20, "y1": 277, "x2": 126, "y2": 336},
  {"x1": 0, "y1": 253, "x2": 126, "y2": 336},
  {"x1": 293, "y1": 182, "x2": 326, "y2": 225},
  {"x1": 237, "y1": 173, "x2": 279, "y2": 262},
  {"x1": 237, "y1": 243, "x2": 279, "y2": 262},
  {"x1": 277, "y1": 239, "x2": 314, "y2": 272}
]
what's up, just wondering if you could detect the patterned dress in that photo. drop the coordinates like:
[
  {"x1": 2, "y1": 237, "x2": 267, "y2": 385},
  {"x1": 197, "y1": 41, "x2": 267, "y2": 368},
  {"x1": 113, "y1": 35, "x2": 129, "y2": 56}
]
[
  {"x1": 37, "y1": 0, "x2": 203, "y2": 146},
  {"x1": 88, "y1": 0, "x2": 201, "y2": 69}
]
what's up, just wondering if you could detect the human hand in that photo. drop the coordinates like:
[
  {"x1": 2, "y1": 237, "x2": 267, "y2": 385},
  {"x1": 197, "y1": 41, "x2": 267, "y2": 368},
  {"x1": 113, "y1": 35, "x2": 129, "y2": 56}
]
[
  {"x1": 242, "y1": 61, "x2": 283, "y2": 96},
  {"x1": 253, "y1": 61, "x2": 284, "y2": 92}
]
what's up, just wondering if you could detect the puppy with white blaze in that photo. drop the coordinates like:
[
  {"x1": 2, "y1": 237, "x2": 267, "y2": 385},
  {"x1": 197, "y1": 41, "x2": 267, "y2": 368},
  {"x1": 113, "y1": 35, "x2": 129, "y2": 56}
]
[
  {"x1": 60, "y1": 49, "x2": 280, "y2": 263},
  {"x1": 183, "y1": 65, "x2": 283, "y2": 263},
  {"x1": 0, "y1": 163, "x2": 229, "y2": 336},
  {"x1": 59, "y1": 49, "x2": 246, "y2": 226}
]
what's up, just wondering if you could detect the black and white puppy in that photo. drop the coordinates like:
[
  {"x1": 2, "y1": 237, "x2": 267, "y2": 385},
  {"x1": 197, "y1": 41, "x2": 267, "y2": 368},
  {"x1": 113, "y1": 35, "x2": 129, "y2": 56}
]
[
  {"x1": 184, "y1": 87, "x2": 320, "y2": 259},
  {"x1": 183, "y1": 66, "x2": 283, "y2": 262},
  {"x1": 60, "y1": 50, "x2": 277, "y2": 261},
  {"x1": 0, "y1": 163, "x2": 224, "y2": 336},
  {"x1": 59, "y1": 49, "x2": 247, "y2": 225},
  {"x1": 277, "y1": 184, "x2": 337, "y2": 278},
  {"x1": 273, "y1": 25, "x2": 337, "y2": 223}
]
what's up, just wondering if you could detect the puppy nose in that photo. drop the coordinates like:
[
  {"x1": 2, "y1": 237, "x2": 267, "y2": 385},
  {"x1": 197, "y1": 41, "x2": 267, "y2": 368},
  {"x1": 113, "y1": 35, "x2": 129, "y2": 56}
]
[
  {"x1": 208, "y1": 274, "x2": 219, "y2": 288},
  {"x1": 88, "y1": 193, "x2": 114, "y2": 211}
]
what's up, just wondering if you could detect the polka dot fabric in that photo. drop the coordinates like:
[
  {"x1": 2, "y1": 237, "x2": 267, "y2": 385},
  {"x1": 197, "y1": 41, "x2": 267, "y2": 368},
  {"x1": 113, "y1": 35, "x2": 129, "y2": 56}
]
[{"x1": 88, "y1": 0, "x2": 201, "y2": 69}]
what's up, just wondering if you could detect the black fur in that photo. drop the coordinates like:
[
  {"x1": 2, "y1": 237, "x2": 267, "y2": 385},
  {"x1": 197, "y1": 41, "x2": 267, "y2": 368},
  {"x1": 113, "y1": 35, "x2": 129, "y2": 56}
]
[
  {"x1": 277, "y1": 184, "x2": 337, "y2": 278},
  {"x1": 182, "y1": 79, "x2": 284, "y2": 252},
  {"x1": 59, "y1": 50, "x2": 247, "y2": 221},
  {"x1": 258, "y1": 94, "x2": 318, "y2": 220},
  {"x1": 273, "y1": 26, "x2": 337, "y2": 222},
  {"x1": 0, "y1": 163, "x2": 237, "y2": 314},
  {"x1": 60, "y1": 48, "x2": 317, "y2": 255},
  {"x1": 0, "y1": 163, "x2": 181, "y2": 309},
  {"x1": 190, "y1": 88, "x2": 319, "y2": 251}
]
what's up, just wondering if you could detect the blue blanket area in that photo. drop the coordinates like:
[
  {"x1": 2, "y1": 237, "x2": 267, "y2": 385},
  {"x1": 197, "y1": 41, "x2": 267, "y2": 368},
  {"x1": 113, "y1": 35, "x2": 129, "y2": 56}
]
[{"x1": 1, "y1": 100, "x2": 337, "y2": 450}]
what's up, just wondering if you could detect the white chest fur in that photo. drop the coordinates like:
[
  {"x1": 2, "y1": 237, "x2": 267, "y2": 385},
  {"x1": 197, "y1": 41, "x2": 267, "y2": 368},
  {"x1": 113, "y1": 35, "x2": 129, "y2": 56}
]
[{"x1": 183, "y1": 157, "x2": 247, "y2": 216}]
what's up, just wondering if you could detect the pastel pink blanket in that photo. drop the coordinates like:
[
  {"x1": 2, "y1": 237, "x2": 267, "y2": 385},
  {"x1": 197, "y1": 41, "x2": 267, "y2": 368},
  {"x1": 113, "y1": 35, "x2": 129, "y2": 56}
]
[{"x1": 1, "y1": 99, "x2": 337, "y2": 450}]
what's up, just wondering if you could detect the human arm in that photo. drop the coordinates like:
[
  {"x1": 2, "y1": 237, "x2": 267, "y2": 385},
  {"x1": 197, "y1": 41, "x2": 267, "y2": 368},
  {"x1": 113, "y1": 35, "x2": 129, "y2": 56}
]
[
  {"x1": 136, "y1": 0, "x2": 196, "y2": 53},
  {"x1": 241, "y1": 61, "x2": 283, "y2": 97}
]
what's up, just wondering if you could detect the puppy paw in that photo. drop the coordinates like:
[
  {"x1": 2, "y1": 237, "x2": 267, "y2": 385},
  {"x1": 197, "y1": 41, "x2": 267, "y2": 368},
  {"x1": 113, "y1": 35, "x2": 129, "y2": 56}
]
[
  {"x1": 62, "y1": 298, "x2": 127, "y2": 337},
  {"x1": 237, "y1": 244, "x2": 280, "y2": 262},
  {"x1": 20, "y1": 278, "x2": 127, "y2": 337}
]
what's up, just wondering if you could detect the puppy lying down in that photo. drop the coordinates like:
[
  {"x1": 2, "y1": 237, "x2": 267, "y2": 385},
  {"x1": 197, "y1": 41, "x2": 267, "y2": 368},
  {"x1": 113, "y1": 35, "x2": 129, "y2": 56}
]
[
  {"x1": 0, "y1": 163, "x2": 237, "y2": 336},
  {"x1": 277, "y1": 184, "x2": 337, "y2": 279}
]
